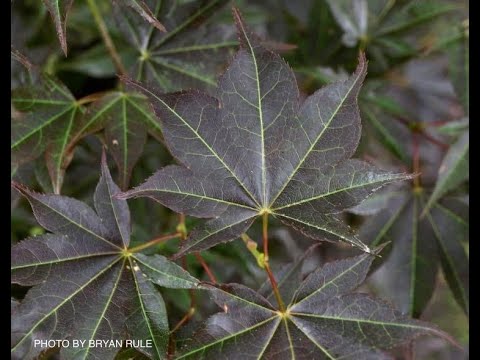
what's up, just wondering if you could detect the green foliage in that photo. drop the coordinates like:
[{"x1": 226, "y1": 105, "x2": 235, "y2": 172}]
[{"x1": 11, "y1": 1, "x2": 468, "y2": 359}]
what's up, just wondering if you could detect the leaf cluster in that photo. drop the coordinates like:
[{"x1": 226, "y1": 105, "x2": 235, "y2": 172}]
[{"x1": 11, "y1": 1, "x2": 468, "y2": 359}]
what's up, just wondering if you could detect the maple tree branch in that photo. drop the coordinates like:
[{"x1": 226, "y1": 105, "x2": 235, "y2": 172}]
[
  {"x1": 76, "y1": 91, "x2": 110, "y2": 106},
  {"x1": 129, "y1": 233, "x2": 180, "y2": 253},
  {"x1": 86, "y1": 0, "x2": 126, "y2": 76},
  {"x1": 194, "y1": 252, "x2": 217, "y2": 283},
  {"x1": 170, "y1": 307, "x2": 196, "y2": 334},
  {"x1": 419, "y1": 131, "x2": 449, "y2": 150},
  {"x1": 394, "y1": 117, "x2": 449, "y2": 150}
]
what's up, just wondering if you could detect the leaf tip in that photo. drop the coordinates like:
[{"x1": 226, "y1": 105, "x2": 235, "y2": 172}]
[
  {"x1": 231, "y1": 6, "x2": 256, "y2": 48},
  {"x1": 11, "y1": 181, "x2": 28, "y2": 195},
  {"x1": 231, "y1": 6, "x2": 243, "y2": 26},
  {"x1": 11, "y1": 180, "x2": 21, "y2": 191},
  {"x1": 98, "y1": 146, "x2": 119, "y2": 186},
  {"x1": 118, "y1": 74, "x2": 133, "y2": 85},
  {"x1": 371, "y1": 242, "x2": 390, "y2": 257},
  {"x1": 154, "y1": 22, "x2": 167, "y2": 33},
  {"x1": 60, "y1": 38, "x2": 68, "y2": 57}
]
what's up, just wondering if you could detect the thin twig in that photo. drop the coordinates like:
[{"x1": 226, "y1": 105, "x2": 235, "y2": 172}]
[
  {"x1": 170, "y1": 307, "x2": 196, "y2": 334},
  {"x1": 393, "y1": 117, "x2": 449, "y2": 150},
  {"x1": 425, "y1": 120, "x2": 451, "y2": 127},
  {"x1": 194, "y1": 252, "x2": 217, "y2": 283},
  {"x1": 76, "y1": 91, "x2": 110, "y2": 106},
  {"x1": 420, "y1": 131, "x2": 449, "y2": 150},
  {"x1": 264, "y1": 262, "x2": 285, "y2": 312},
  {"x1": 129, "y1": 233, "x2": 180, "y2": 253},
  {"x1": 86, "y1": 0, "x2": 126, "y2": 75}
]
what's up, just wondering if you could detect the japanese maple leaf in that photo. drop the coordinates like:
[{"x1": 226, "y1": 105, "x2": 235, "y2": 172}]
[
  {"x1": 11, "y1": 152, "x2": 199, "y2": 360},
  {"x1": 113, "y1": 0, "x2": 237, "y2": 92},
  {"x1": 353, "y1": 186, "x2": 469, "y2": 317},
  {"x1": 175, "y1": 248, "x2": 454, "y2": 359},
  {"x1": 120, "y1": 8, "x2": 411, "y2": 257}
]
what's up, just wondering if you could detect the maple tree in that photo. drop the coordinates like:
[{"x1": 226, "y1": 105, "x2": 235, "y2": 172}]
[{"x1": 11, "y1": 1, "x2": 468, "y2": 359}]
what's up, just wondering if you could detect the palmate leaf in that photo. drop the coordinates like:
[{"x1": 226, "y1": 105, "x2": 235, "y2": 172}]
[
  {"x1": 326, "y1": 0, "x2": 457, "y2": 73},
  {"x1": 120, "y1": 8, "x2": 411, "y2": 256},
  {"x1": 423, "y1": 130, "x2": 469, "y2": 213},
  {"x1": 359, "y1": 187, "x2": 469, "y2": 317},
  {"x1": 82, "y1": 90, "x2": 161, "y2": 190},
  {"x1": 11, "y1": 59, "x2": 161, "y2": 192},
  {"x1": 11, "y1": 152, "x2": 199, "y2": 360},
  {"x1": 11, "y1": 73, "x2": 90, "y2": 194},
  {"x1": 176, "y1": 248, "x2": 453, "y2": 359},
  {"x1": 113, "y1": 0, "x2": 237, "y2": 92},
  {"x1": 359, "y1": 84, "x2": 412, "y2": 164},
  {"x1": 423, "y1": 21, "x2": 469, "y2": 213},
  {"x1": 372, "y1": 0, "x2": 458, "y2": 71}
]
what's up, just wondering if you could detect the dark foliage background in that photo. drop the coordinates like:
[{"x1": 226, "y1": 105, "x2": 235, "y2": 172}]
[{"x1": 11, "y1": 0, "x2": 468, "y2": 359}]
